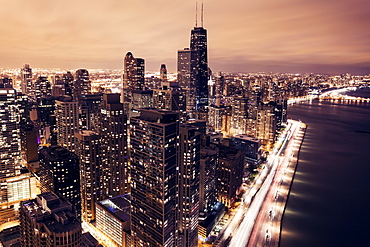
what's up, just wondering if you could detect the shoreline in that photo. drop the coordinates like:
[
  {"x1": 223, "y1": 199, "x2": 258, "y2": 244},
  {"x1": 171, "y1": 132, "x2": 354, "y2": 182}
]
[{"x1": 277, "y1": 122, "x2": 307, "y2": 247}]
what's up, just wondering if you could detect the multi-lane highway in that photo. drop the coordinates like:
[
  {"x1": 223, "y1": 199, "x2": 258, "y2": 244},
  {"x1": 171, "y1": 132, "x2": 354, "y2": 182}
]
[{"x1": 220, "y1": 120, "x2": 306, "y2": 247}]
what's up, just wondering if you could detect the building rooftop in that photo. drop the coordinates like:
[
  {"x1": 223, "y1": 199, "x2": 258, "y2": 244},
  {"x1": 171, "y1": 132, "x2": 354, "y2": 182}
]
[
  {"x1": 0, "y1": 226, "x2": 20, "y2": 246},
  {"x1": 39, "y1": 145, "x2": 78, "y2": 162},
  {"x1": 21, "y1": 192, "x2": 80, "y2": 233},
  {"x1": 218, "y1": 145, "x2": 242, "y2": 160},
  {"x1": 233, "y1": 134, "x2": 260, "y2": 143},
  {"x1": 97, "y1": 194, "x2": 130, "y2": 223},
  {"x1": 136, "y1": 108, "x2": 179, "y2": 124}
]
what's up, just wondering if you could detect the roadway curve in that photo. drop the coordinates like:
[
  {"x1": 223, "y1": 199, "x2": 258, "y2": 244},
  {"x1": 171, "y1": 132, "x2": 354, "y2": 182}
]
[{"x1": 228, "y1": 120, "x2": 304, "y2": 247}]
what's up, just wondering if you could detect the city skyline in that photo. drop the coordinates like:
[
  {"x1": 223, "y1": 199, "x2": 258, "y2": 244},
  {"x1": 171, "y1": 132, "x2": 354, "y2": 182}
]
[{"x1": 1, "y1": 0, "x2": 370, "y2": 75}]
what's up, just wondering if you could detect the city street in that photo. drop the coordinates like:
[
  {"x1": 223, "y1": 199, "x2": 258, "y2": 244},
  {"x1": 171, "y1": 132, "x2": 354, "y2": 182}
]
[{"x1": 215, "y1": 120, "x2": 306, "y2": 247}]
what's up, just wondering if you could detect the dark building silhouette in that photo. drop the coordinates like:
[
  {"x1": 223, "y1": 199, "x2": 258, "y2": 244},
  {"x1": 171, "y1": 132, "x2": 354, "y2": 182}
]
[
  {"x1": 190, "y1": 26, "x2": 208, "y2": 110},
  {"x1": 217, "y1": 145, "x2": 244, "y2": 207},
  {"x1": 38, "y1": 145, "x2": 81, "y2": 216},
  {"x1": 177, "y1": 48, "x2": 195, "y2": 118},
  {"x1": 62, "y1": 71, "x2": 74, "y2": 97},
  {"x1": 177, "y1": 48, "x2": 191, "y2": 89},
  {"x1": 20, "y1": 122, "x2": 38, "y2": 164},
  {"x1": 160, "y1": 64, "x2": 167, "y2": 82}
]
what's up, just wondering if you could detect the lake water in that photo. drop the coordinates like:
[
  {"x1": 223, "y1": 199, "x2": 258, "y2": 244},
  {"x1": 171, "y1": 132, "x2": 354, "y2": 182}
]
[{"x1": 280, "y1": 88, "x2": 370, "y2": 247}]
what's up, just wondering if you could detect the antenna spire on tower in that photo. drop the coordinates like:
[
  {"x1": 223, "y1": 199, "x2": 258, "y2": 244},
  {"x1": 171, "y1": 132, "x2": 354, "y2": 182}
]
[
  {"x1": 195, "y1": 0, "x2": 198, "y2": 27},
  {"x1": 201, "y1": 0, "x2": 204, "y2": 27}
]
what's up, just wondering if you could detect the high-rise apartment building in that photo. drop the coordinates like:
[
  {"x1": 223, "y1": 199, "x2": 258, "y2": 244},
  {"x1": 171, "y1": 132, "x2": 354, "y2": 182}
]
[
  {"x1": 0, "y1": 85, "x2": 21, "y2": 203},
  {"x1": 177, "y1": 48, "x2": 191, "y2": 89},
  {"x1": 131, "y1": 90, "x2": 153, "y2": 117},
  {"x1": 38, "y1": 145, "x2": 81, "y2": 216},
  {"x1": 229, "y1": 97, "x2": 248, "y2": 135},
  {"x1": 199, "y1": 147, "x2": 218, "y2": 215},
  {"x1": 55, "y1": 96, "x2": 79, "y2": 153},
  {"x1": 177, "y1": 48, "x2": 194, "y2": 118},
  {"x1": 217, "y1": 146, "x2": 244, "y2": 207},
  {"x1": 78, "y1": 93, "x2": 103, "y2": 132},
  {"x1": 20, "y1": 192, "x2": 82, "y2": 247},
  {"x1": 75, "y1": 130, "x2": 101, "y2": 222},
  {"x1": 35, "y1": 76, "x2": 51, "y2": 102},
  {"x1": 178, "y1": 124, "x2": 201, "y2": 247},
  {"x1": 74, "y1": 69, "x2": 91, "y2": 98},
  {"x1": 207, "y1": 105, "x2": 225, "y2": 132},
  {"x1": 122, "y1": 52, "x2": 145, "y2": 103},
  {"x1": 247, "y1": 103, "x2": 277, "y2": 150},
  {"x1": 100, "y1": 93, "x2": 129, "y2": 197},
  {"x1": 21, "y1": 64, "x2": 33, "y2": 97},
  {"x1": 62, "y1": 71, "x2": 74, "y2": 97},
  {"x1": 130, "y1": 109, "x2": 179, "y2": 247}
]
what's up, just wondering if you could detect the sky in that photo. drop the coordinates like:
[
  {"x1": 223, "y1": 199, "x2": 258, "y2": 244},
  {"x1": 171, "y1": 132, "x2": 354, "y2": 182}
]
[{"x1": 1, "y1": 0, "x2": 370, "y2": 75}]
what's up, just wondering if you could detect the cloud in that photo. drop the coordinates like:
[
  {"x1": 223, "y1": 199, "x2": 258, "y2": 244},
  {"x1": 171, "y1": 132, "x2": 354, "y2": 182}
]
[{"x1": 0, "y1": 0, "x2": 369, "y2": 74}]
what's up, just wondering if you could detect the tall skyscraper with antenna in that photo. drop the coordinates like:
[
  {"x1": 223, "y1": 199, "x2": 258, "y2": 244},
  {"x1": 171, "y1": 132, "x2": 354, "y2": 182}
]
[{"x1": 190, "y1": 1, "x2": 208, "y2": 114}]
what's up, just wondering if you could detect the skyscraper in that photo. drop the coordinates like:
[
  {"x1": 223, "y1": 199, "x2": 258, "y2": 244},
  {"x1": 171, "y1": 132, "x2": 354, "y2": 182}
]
[
  {"x1": 178, "y1": 124, "x2": 201, "y2": 247},
  {"x1": 20, "y1": 64, "x2": 33, "y2": 97},
  {"x1": 229, "y1": 97, "x2": 248, "y2": 135},
  {"x1": 0, "y1": 85, "x2": 21, "y2": 203},
  {"x1": 122, "y1": 52, "x2": 145, "y2": 103},
  {"x1": 78, "y1": 93, "x2": 103, "y2": 132},
  {"x1": 100, "y1": 93, "x2": 129, "y2": 197},
  {"x1": 74, "y1": 69, "x2": 91, "y2": 98},
  {"x1": 55, "y1": 96, "x2": 79, "y2": 153},
  {"x1": 190, "y1": 25, "x2": 208, "y2": 109},
  {"x1": 130, "y1": 109, "x2": 179, "y2": 247},
  {"x1": 179, "y1": 5, "x2": 209, "y2": 119},
  {"x1": 51, "y1": 76, "x2": 66, "y2": 97},
  {"x1": 38, "y1": 145, "x2": 81, "y2": 216},
  {"x1": 35, "y1": 76, "x2": 51, "y2": 102},
  {"x1": 177, "y1": 48, "x2": 191, "y2": 89},
  {"x1": 75, "y1": 130, "x2": 101, "y2": 222},
  {"x1": 62, "y1": 71, "x2": 74, "y2": 97},
  {"x1": 177, "y1": 48, "x2": 195, "y2": 117},
  {"x1": 199, "y1": 147, "x2": 218, "y2": 215}
]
